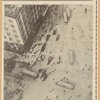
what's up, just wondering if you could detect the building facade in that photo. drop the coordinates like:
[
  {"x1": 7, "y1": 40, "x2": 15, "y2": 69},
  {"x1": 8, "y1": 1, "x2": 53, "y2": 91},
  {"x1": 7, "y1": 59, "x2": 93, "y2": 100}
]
[{"x1": 4, "y1": 5, "x2": 48, "y2": 52}]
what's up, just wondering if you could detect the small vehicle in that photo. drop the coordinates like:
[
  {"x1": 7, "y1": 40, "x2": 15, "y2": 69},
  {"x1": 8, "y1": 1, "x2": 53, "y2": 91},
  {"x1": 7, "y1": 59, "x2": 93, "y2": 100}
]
[
  {"x1": 21, "y1": 69, "x2": 38, "y2": 78},
  {"x1": 63, "y1": 12, "x2": 68, "y2": 23},
  {"x1": 68, "y1": 49, "x2": 76, "y2": 65},
  {"x1": 56, "y1": 79, "x2": 75, "y2": 90}
]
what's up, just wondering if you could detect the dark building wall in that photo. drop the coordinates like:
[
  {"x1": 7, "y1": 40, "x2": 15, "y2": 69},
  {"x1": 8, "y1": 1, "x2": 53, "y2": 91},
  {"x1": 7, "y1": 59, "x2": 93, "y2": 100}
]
[{"x1": 4, "y1": 5, "x2": 49, "y2": 53}]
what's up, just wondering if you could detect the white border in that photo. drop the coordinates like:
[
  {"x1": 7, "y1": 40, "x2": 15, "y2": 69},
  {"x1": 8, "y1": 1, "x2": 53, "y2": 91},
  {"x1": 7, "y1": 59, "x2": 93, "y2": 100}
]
[
  {"x1": 3, "y1": 1, "x2": 93, "y2": 5},
  {"x1": 96, "y1": 0, "x2": 98, "y2": 99},
  {"x1": 93, "y1": 0, "x2": 96, "y2": 99},
  {"x1": 2, "y1": 1, "x2": 97, "y2": 100},
  {"x1": 2, "y1": 3, "x2": 4, "y2": 100}
]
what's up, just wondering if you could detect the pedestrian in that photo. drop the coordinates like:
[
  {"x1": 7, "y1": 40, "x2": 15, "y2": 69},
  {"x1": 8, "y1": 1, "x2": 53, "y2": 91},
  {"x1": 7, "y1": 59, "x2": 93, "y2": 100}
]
[
  {"x1": 85, "y1": 8, "x2": 87, "y2": 14},
  {"x1": 42, "y1": 74, "x2": 48, "y2": 81}
]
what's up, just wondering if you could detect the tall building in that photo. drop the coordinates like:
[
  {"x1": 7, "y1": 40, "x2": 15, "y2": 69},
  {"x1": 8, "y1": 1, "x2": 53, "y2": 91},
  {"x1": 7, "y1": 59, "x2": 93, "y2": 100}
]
[{"x1": 4, "y1": 5, "x2": 48, "y2": 52}]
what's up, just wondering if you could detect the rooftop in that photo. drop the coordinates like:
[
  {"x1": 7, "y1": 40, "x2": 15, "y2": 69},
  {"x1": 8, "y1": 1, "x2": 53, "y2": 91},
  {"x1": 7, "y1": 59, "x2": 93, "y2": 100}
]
[{"x1": 4, "y1": 5, "x2": 24, "y2": 18}]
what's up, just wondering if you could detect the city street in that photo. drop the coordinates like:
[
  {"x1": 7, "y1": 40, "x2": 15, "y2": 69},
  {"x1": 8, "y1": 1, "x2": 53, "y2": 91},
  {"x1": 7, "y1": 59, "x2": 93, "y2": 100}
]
[{"x1": 12, "y1": 5, "x2": 93, "y2": 100}]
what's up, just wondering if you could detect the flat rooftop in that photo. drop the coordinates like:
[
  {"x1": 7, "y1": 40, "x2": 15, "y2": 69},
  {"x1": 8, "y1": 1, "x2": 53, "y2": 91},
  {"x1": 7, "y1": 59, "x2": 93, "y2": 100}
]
[{"x1": 4, "y1": 5, "x2": 24, "y2": 18}]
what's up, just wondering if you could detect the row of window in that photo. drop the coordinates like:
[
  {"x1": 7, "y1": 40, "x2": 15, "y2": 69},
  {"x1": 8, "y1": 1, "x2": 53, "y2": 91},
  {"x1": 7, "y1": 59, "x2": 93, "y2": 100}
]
[
  {"x1": 10, "y1": 24, "x2": 15, "y2": 28},
  {"x1": 4, "y1": 36, "x2": 6, "y2": 39},
  {"x1": 8, "y1": 19, "x2": 13, "y2": 23},
  {"x1": 6, "y1": 32, "x2": 19, "y2": 38},
  {"x1": 22, "y1": 7, "x2": 39, "y2": 24},
  {"x1": 4, "y1": 24, "x2": 16, "y2": 32},
  {"x1": 4, "y1": 17, "x2": 23, "y2": 44},
  {"x1": 9, "y1": 37, "x2": 21, "y2": 43},
  {"x1": 17, "y1": 15, "x2": 27, "y2": 43},
  {"x1": 4, "y1": 27, "x2": 8, "y2": 31},
  {"x1": 18, "y1": 14, "x2": 33, "y2": 38},
  {"x1": 17, "y1": 16, "x2": 27, "y2": 38}
]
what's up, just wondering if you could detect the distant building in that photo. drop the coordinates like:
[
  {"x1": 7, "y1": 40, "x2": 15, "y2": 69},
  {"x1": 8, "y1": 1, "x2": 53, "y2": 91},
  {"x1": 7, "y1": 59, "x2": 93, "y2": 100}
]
[{"x1": 4, "y1": 5, "x2": 48, "y2": 52}]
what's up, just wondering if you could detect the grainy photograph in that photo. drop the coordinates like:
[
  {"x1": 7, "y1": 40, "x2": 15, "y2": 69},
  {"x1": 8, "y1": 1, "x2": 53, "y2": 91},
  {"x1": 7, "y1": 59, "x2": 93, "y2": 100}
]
[{"x1": 3, "y1": 4, "x2": 93, "y2": 100}]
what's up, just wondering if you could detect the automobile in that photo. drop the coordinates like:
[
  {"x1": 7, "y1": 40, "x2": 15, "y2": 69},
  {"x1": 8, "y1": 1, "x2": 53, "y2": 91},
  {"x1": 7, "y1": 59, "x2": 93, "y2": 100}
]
[
  {"x1": 56, "y1": 79, "x2": 75, "y2": 90},
  {"x1": 63, "y1": 12, "x2": 68, "y2": 23},
  {"x1": 21, "y1": 69, "x2": 38, "y2": 79},
  {"x1": 68, "y1": 49, "x2": 76, "y2": 65}
]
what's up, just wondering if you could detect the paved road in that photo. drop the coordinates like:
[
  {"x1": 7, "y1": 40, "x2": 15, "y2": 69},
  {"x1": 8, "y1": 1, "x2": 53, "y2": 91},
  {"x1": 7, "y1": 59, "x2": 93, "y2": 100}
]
[{"x1": 15, "y1": 5, "x2": 93, "y2": 100}]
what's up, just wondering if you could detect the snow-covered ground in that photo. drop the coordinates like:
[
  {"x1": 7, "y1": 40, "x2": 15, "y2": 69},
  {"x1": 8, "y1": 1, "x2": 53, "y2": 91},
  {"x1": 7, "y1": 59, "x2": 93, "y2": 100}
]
[{"x1": 14, "y1": 5, "x2": 93, "y2": 100}]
